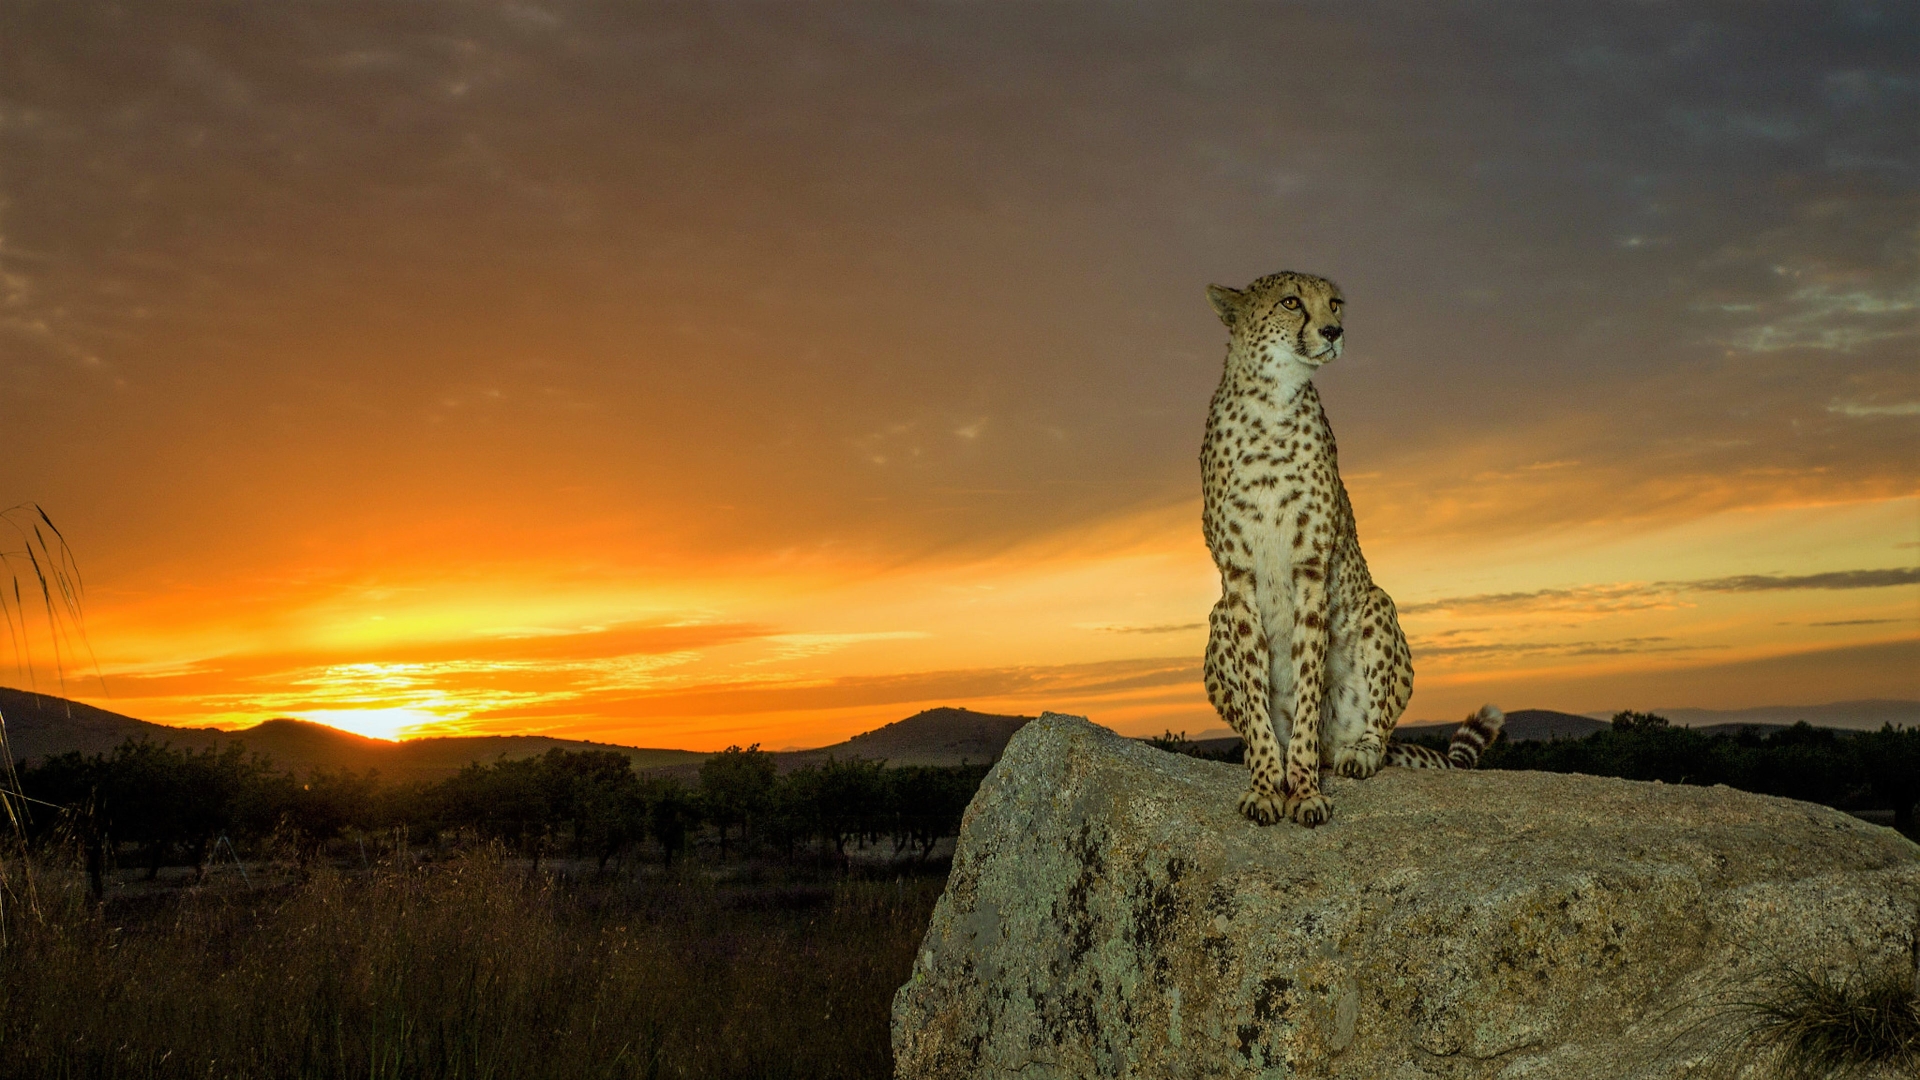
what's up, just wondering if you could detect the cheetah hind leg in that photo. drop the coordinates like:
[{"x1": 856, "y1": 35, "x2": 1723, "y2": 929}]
[
  {"x1": 1205, "y1": 592, "x2": 1286, "y2": 825},
  {"x1": 1331, "y1": 706, "x2": 1385, "y2": 779},
  {"x1": 1334, "y1": 585, "x2": 1412, "y2": 779}
]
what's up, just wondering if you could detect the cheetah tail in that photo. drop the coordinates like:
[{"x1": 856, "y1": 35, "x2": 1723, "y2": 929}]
[
  {"x1": 1383, "y1": 704, "x2": 1506, "y2": 770},
  {"x1": 1445, "y1": 704, "x2": 1505, "y2": 768}
]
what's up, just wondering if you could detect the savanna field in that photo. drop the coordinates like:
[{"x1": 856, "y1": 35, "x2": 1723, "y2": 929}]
[
  {"x1": 0, "y1": 742, "x2": 979, "y2": 1080},
  {"x1": 4, "y1": 715, "x2": 1918, "y2": 1079},
  {"x1": 1, "y1": 853, "x2": 942, "y2": 1080}
]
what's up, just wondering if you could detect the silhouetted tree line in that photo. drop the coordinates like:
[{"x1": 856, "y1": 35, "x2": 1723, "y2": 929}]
[
  {"x1": 1151, "y1": 714, "x2": 1919, "y2": 836},
  {"x1": 10, "y1": 739, "x2": 992, "y2": 894},
  {"x1": 22, "y1": 713, "x2": 1911, "y2": 894},
  {"x1": 1401, "y1": 712, "x2": 1920, "y2": 835}
]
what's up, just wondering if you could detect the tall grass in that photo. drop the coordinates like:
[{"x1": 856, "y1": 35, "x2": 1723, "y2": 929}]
[
  {"x1": 0, "y1": 502, "x2": 91, "y2": 689},
  {"x1": 0, "y1": 853, "x2": 941, "y2": 1079},
  {"x1": 0, "y1": 714, "x2": 37, "y2": 944},
  {"x1": 1, "y1": 502, "x2": 93, "y2": 943}
]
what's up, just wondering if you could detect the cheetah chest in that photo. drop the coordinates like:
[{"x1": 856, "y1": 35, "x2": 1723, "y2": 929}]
[{"x1": 1206, "y1": 387, "x2": 1342, "y2": 684}]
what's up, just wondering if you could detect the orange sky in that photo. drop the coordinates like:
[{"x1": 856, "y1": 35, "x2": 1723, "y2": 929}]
[{"x1": 2, "y1": 3, "x2": 1916, "y2": 748}]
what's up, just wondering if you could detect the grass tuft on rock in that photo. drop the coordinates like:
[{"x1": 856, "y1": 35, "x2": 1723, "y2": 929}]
[{"x1": 1735, "y1": 959, "x2": 1920, "y2": 1078}]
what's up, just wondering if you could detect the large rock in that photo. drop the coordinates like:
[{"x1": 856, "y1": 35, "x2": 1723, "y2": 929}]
[{"x1": 892, "y1": 713, "x2": 1920, "y2": 1079}]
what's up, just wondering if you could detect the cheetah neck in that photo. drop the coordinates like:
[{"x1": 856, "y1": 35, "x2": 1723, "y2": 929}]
[{"x1": 1225, "y1": 346, "x2": 1318, "y2": 409}]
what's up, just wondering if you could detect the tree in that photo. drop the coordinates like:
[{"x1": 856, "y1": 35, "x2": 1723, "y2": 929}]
[
  {"x1": 1145, "y1": 730, "x2": 1190, "y2": 753},
  {"x1": 1611, "y1": 710, "x2": 1670, "y2": 733},
  {"x1": 1854, "y1": 725, "x2": 1920, "y2": 836},
  {"x1": 544, "y1": 750, "x2": 645, "y2": 869},
  {"x1": 105, "y1": 740, "x2": 269, "y2": 879},
  {"x1": 808, "y1": 757, "x2": 888, "y2": 861},
  {"x1": 699, "y1": 744, "x2": 777, "y2": 855},
  {"x1": 759, "y1": 768, "x2": 814, "y2": 859},
  {"x1": 275, "y1": 766, "x2": 380, "y2": 863},
  {"x1": 435, "y1": 756, "x2": 554, "y2": 857},
  {"x1": 16, "y1": 748, "x2": 110, "y2": 898},
  {"x1": 888, "y1": 764, "x2": 987, "y2": 862},
  {"x1": 642, "y1": 776, "x2": 696, "y2": 866},
  {"x1": 20, "y1": 739, "x2": 273, "y2": 886}
]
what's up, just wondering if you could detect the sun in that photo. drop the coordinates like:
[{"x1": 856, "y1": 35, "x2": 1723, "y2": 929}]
[{"x1": 290, "y1": 707, "x2": 441, "y2": 742}]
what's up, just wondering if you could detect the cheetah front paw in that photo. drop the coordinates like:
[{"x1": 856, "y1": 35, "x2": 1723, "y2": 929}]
[
  {"x1": 1237, "y1": 787, "x2": 1286, "y2": 826},
  {"x1": 1334, "y1": 740, "x2": 1384, "y2": 779},
  {"x1": 1285, "y1": 791, "x2": 1334, "y2": 828}
]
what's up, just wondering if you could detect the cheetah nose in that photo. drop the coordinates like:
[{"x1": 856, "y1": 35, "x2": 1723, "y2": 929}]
[{"x1": 1322, "y1": 325, "x2": 1342, "y2": 342}]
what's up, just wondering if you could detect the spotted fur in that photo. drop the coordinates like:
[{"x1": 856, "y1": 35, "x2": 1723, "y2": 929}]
[{"x1": 1200, "y1": 271, "x2": 1503, "y2": 827}]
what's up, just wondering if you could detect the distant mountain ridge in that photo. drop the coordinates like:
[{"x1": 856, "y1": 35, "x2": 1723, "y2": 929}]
[
  {"x1": 1399, "y1": 702, "x2": 1920, "y2": 740},
  {"x1": 1, "y1": 689, "x2": 1034, "y2": 782},
  {"x1": 0, "y1": 687, "x2": 705, "y2": 783},
  {"x1": 9, "y1": 685, "x2": 1907, "y2": 782},
  {"x1": 1598, "y1": 699, "x2": 1920, "y2": 732}
]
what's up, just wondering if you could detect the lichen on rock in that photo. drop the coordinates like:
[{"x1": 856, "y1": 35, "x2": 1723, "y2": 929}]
[{"x1": 891, "y1": 712, "x2": 1920, "y2": 1079}]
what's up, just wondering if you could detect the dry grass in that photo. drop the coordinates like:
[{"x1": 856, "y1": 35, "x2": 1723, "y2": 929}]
[
  {"x1": 1732, "y1": 960, "x2": 1920, "y2": 1078},
  {"x1": 0, "y1": 852, "x2": 942, "y2": 1079},
  {"x1": 1, "y1": 501, "x2": 92, "y2": 942}
]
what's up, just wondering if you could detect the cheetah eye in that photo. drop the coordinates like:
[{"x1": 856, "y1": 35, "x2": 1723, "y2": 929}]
[
  {"x1": 1329, "y1": 298, "x2": 1343, "y2": 310},
  {"x1": 1279, "y1": 297, "x2": 1300, "y2": 310}
]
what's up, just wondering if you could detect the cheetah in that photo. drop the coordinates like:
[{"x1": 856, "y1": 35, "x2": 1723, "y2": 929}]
[{"x1": 1200, "y1": 270, "x2": 1504, "y2": 827}]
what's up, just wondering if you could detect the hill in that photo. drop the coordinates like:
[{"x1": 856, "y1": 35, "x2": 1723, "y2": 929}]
[
  {"x1": 0, "y1": 687, "x2": 706, "y2": 783},
  {"x1": 1633, "y1": 698, "x2": 1920, "y2": 732},
  {"x1": 643, "y1": 706, "x2": 1038, "y2": 781},
  {"x1": 1400, "y1": 708, "x2": 1609, "y2": 742},
  {"x1": 783, "y1": 706, "x2": 1032, "y2": 768},
  {"x1": 0, "y1": 687, "x2": 225, "y2": 762}
]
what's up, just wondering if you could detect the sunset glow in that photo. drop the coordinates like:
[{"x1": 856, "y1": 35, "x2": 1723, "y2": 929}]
[
  {"x1": 39, "y1": 490, "x2": 1916, "y2": 750},
  {"x1": 287, "y1": 707, "x2": 432, "y2": 743},
  {"x1": 4, "y1": 3, "x2": 1914, "y2": 749}
]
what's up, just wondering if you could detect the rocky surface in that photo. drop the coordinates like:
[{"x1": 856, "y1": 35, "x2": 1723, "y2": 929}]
[{"x1": 892, "y1": 713, "x2": 1920, "y2": 1079}]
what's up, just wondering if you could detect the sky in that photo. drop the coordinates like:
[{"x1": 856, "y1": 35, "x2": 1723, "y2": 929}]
[{"x1": 1, "y1": 1, "x2": 1915, "y2": 748}]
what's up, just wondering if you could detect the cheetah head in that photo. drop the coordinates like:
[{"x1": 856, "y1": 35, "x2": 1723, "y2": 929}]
[{"x1": 1206, "y1": 271, "x2": 1344, "y2": 368}]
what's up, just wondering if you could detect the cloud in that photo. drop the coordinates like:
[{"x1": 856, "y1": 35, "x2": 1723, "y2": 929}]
[
  {"x1": 1665, "y1": 107, "x2": 1806, "y2": 145},
  {"x1": 1691, "y1": 568, "x2": 1920, "y2": 592},
  {"x1": 1828, "y1": 399, "x2": 1920, "y2": 418},
  {"x1": 1704, "y1": 225, "x2": 1920, "y2": 355},
  {"x1": 91, "y1": 620, "x2": 776, "y2": 694},
  {"x1": 1078, "y1": 622, "x2": 1206, "y2": 635},
  {"x1": 1823, "y1": 69, "x2": 1920, "y2": 110},
  {"x1": 1723, "y1": 280, "x2": 1920, "y2": 353},
  {"x1": 1400, "y1": 584, "x2": 1685, "y2": 616},
  {"x1": 1409, "y1": 635, "x2": 1715, "y2": 661},
  {"x1": 1403, "y1": 566, "x2": 1920, "y2": 615},
  {"x1": 1420, "y1": 638, "x2": 1920, "y2": 722},
  {"x1": 746, "y1": 631, "x2": 931, "y2": 665},
  {"x1": 497, "y1": 656, "x2": 1201, "y2": 722}
]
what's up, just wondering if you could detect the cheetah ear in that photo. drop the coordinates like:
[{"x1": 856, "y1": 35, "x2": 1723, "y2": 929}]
[{"x1": 1206, "y1": 284, "x2": 1246, "y2": 328}]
